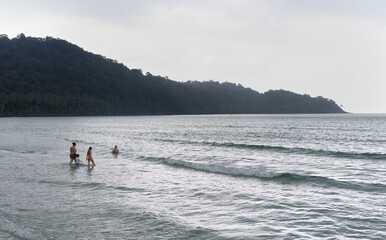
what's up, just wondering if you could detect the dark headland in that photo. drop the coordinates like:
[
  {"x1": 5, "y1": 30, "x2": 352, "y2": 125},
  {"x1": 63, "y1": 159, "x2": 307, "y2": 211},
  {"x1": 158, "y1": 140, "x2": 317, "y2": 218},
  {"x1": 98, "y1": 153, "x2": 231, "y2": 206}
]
[{"x1": 0, "y1": 34, "x2": 345, "y2": 116}]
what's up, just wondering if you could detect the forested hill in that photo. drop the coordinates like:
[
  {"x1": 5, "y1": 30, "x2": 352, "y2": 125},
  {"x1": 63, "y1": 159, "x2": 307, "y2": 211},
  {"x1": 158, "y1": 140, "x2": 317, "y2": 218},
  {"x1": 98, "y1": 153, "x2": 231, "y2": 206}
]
[{"x1": 0, "y1": 34, "x2": 345, "y2": 116}]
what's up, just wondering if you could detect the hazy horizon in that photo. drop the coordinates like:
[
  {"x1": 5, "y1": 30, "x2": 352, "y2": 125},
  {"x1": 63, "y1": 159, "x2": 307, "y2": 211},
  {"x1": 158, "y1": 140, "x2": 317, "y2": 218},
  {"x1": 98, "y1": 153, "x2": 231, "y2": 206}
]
[{"x1": 1, "y1": 0, "x2": 385, "y2": 113}]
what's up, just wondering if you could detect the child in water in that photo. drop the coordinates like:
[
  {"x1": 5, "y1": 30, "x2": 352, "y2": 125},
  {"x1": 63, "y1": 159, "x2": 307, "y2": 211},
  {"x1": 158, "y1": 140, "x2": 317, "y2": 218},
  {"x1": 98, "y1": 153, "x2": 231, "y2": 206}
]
[
  {"x1": 87, "y1": 147, "x2": 95, "y2": 166},
  {"x1": 75, "y1": 154, "x2": 81, "y2": 165}
]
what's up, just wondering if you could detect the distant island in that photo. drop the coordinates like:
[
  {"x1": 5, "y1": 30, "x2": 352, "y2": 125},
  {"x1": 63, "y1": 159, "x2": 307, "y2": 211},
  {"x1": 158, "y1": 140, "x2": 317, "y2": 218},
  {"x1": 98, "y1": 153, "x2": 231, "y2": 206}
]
[{"x1": 0, "y1": 34, "x2": 345, "y2": 116}]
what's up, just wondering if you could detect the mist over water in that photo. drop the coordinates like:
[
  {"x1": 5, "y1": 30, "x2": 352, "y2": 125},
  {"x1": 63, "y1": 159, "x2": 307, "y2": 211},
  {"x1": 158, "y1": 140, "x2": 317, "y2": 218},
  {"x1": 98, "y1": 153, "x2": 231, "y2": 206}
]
[{"x1": 0, "y1": 114, "x2": 385, "y2": 239}]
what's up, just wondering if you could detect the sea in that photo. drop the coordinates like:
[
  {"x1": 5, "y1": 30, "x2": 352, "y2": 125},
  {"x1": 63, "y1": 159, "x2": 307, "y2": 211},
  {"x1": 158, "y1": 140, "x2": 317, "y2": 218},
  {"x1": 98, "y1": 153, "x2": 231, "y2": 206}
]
[{"x1": 0, "y1": 114, "x2": 385, "y2": 239}]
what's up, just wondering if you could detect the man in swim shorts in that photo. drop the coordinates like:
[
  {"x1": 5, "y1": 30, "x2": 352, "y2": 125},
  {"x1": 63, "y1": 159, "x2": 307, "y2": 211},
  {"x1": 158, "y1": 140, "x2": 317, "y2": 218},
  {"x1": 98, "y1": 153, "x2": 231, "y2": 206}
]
[{"x1": 69, "y1": 142, "x2": 77, "y2": 165}]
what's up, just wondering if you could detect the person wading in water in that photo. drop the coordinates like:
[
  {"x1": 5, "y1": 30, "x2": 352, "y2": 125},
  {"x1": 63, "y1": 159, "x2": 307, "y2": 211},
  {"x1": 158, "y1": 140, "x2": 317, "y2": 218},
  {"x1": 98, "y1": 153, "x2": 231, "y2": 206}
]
[
  {"x1": 87, "y1": 147, "x2": 95, "y2": 166},
  {"x1": 69, "y1": 142, "x2": 77, "y2": 165}
]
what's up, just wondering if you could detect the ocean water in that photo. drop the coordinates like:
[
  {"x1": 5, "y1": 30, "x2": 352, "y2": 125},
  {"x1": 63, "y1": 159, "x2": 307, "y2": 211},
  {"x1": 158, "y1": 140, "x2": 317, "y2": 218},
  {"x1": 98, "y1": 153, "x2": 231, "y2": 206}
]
[{"x1": 0, "y1": 114, "x2": 385, "y2": 239}]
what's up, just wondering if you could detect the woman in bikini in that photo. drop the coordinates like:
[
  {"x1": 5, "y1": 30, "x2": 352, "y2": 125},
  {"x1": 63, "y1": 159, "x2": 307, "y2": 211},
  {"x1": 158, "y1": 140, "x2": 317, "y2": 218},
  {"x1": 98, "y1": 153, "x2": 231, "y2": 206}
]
[{"x1": 87, "y1": 147, "x2": 95, "y2": 166}]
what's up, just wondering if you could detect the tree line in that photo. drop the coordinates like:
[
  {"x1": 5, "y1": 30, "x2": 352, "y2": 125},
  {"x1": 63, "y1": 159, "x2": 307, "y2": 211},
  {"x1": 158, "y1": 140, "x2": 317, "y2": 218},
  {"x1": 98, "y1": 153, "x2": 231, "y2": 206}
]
[{"x1": 0, "y1": 34, "x2": 345, "y2": 116}]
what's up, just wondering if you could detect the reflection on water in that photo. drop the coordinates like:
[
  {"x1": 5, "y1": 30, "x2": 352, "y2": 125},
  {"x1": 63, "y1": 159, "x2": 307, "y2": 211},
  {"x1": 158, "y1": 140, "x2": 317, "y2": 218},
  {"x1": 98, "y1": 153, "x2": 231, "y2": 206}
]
[
  {"x1": 87, "y1": 165, "x2": 94, "y2": 176},
  {"x1": 69, "y1": 164, "x2": 79, "y2": 177}
]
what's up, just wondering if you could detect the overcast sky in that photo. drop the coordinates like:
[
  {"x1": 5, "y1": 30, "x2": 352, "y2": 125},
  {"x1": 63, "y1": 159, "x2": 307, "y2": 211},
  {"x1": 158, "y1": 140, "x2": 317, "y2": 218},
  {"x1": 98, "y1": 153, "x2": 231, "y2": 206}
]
[{"x1": 1, "y1": 0, "x2": 385, "y2": 113}]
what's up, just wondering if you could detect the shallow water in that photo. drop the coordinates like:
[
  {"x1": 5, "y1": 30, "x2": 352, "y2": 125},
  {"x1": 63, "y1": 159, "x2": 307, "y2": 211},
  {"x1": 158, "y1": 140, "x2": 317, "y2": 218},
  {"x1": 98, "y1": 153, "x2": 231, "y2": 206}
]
[{"x1": 0, "y1": 114, "x2": 385, "y2": 239}]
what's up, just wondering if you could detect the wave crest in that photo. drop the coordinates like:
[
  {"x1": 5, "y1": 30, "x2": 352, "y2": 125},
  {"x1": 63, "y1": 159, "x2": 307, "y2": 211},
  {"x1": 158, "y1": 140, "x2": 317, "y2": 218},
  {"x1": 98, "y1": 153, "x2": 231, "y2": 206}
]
[
  {"x1": 157, "y1": 139, "x2": 386, "y2": 160},
  {"x1": 140, "y1": 156, "x2": 386, "y2": 193}
]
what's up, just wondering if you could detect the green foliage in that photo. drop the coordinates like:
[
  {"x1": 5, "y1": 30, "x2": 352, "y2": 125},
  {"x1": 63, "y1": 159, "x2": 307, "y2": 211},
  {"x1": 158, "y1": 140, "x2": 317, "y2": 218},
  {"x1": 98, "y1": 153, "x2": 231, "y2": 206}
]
[{"x1": 0, "y1": 35, "x2": 345, "y2": 116}]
